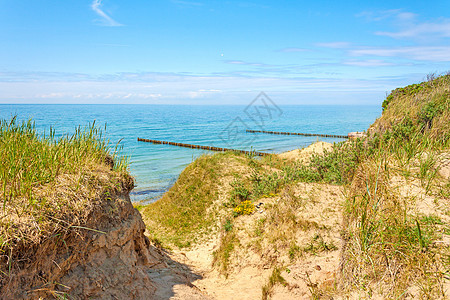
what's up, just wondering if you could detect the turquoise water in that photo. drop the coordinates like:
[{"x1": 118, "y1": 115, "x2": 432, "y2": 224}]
[{"x1": 0, "y1": 104, "x2": 381, "y2": 203}]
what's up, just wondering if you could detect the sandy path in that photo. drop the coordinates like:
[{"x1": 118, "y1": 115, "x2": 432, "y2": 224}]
[{"x1": 147, "y1": 142, "x2": 344, "y2": 299}]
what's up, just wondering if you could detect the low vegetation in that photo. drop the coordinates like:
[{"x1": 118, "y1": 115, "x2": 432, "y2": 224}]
[
  {"x1": 212, "y1": 230, "x2": 238, "y2": 277},
  {"x1": 261, "y1": 267, "x2": 287, "y2": 300},
  {"x1": 140, "y1": 151, "x2": 248, "y2": 248},
  {"x1": 7, "y1": 74, "x2": 447, "y2": 298},
  {"x1": 1, "y1": 74, "x2": 446, "y2": 298},
  {"x1": 340, "y1": 73, "x2": 450, "y2": 298},
  {"x1": 0, "y1": 117, "x2": 129, "y2": 280},
  {"x1": 140, "y1": 73, "x2": 449, "y2": 298}
]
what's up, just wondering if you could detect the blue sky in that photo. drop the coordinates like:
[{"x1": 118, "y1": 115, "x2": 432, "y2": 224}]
[{"x1": 1, "y1": 0, "x2": 449, "y2": 104}]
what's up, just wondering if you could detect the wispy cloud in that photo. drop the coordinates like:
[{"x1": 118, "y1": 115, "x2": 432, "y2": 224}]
[
  {"x1": 0, "y1": 70, "x2": 398, "y2": 104},
  {"x1": 350, "y1": 46, "x2": 450, "y2": 62},
  {"x1": 357, "y1": 9, "x2": 416, "y2": 22},
  {"x1": 37, "y1": 92, "x2": 162, "y2": 100},
  {"x1": 342, "y1": 59, "x2": 394, "y2": 67},
  {"x1": 278, "y1": 47, "x2": 309, "y2": 53},
  {"x1": 358, "y1": 9, "x2": 450, "y2": 40},
  {"x1": 91, "y1": 0, "x2": 122, "y2": 27},
  {"x1": 376, "y1": 19, "x2": 450, "y2": 39},
  {"x1": 224, "y1": 60, "x2": 268, "y2": 67},
  {"x1": 316, "y1": 42, "x2": 351, "y2": 49}
]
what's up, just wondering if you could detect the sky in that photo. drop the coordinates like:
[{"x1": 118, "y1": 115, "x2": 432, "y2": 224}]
[{"x1": 0, "y1": 0, "x2": 449, "y2": 105}]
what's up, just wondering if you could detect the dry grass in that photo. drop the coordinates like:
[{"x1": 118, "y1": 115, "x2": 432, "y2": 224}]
[
  {"x1": 210, "y1": 74, "x2": 450, "y2": 298},
  {"x1": 212, "y1": 230, "x2": 238, "y2": 278},
  {"x1": 141, "y1": 152, "x2": 248, "y2": 248},
  {"x1": 134, "y1": 73, "x2": 449, "y2": 298},
  {"x1": 340, "y1": 73, "x2": 450, "y2": 298},
  {"x1": 0, "y1": 117, "x2": 130, "y2": 278},
  {"x1": 261, "y1": 267, "x2": 287, "y2": 300},
  {"x1": 341, "y1": 152, "x2": 449, "y2": 298},
  {"x1": 374, "y1": 74, "x2": 450, "y2": 144}
]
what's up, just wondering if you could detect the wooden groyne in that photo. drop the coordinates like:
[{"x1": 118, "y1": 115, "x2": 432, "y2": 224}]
[
  {"x1": 137, "y1": 138, "x2": 270, "y2": 156},
  {"x1": 246, "y1": 130, "x2": 348, "y2": 139}
]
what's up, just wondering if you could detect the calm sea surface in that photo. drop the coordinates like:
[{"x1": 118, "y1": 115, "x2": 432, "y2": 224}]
[{"x1": 0, "y1": 104, "x2": 381, "y2": 203}]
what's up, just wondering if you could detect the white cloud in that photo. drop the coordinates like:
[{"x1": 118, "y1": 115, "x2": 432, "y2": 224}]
[
  {"x1": 358, "y1": 9, "x2": 450, "y2": 40},
  {"x1": 198, "y1": 89, "x2": 221, "y2": 92},
  {"x1": 0, "y1": 71, "x2": 398, "y2": 103},
  {"x1": 396, "y1": 12, "x2": 417, "y2": 22},
  {"x1": 37, "y1": 92, "x2": 162, "y2": 100},
  {"x1": 316, "y1": 42, "x2": 351, "y2": 49},
  {"x1": 91, "y1": 0, "x2": 122, "y2": 27},
  {"x1": 343, "y1": 59, "x2": 394, "y2": 67},
  {"x1": 356, "y1": 9, "x2": 416, "y2": 22},
  {"x1": 350, "y1": 46, "x2": 450, "y2": 62},
  {"x1": 225, "y1": 60, "x2": 267, "y2": 67},
  {"x1": 278, "y1": 47, "x2": 309, "y2": 52},
  {"x1": 376, "y1": 19, "x2": 450, "y2": 39}
]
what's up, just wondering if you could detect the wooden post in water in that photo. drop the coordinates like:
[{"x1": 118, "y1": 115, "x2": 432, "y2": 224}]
[
  {"x1": 137, "y1": 138, "x2": 269, "y2": 156},
  {"x1": 246, "y1": 129, "x2": 348, "y2": 139}
]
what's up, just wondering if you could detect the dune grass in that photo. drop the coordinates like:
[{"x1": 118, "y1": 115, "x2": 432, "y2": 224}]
[
  {"x1": 135, "y1": 73, "x2": 449, "y2": 297},
  {"x1": 246, "y1": 74, "x2": 449, "y2": 297},
  {"x1": 143, "y1": 74, "x2": 448, "y2": 298},
  {"x1": 1, "y1": 117, "x2": 127, "y2": 204},
  {"x1": 339, "y1": 74, "x2": 450, "y2": 298},
  {"x1": 261, "y1": 267, "x2": 287, "y2": 300},
  {"x1": 141, "y1": 151, "x2": 248, "y2": 248},
  {"x1": 0, "y1": 117, "x2": 129, "y2": 274}
]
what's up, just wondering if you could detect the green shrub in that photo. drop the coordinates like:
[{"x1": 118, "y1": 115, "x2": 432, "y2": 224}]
[
  {"x1": 230, "y1": 179, "x2": 251, "y2": 201},
  {"x1": 224, "y1": 218, "x2": 233, "y2": 232}
]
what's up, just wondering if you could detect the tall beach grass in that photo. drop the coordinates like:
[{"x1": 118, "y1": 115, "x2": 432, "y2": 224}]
[{"x1": 0, "y1": 116, "x2": 129, "y2": 275}]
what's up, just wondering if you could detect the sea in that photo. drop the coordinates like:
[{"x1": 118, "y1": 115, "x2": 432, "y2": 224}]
[{"x1": 0, "y1": 104, "x2": 381, "y2": 203}]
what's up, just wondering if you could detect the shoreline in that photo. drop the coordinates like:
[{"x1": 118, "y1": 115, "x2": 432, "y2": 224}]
[{"x1": 133, "y1": 140, "x2": 338, "y2": 204}]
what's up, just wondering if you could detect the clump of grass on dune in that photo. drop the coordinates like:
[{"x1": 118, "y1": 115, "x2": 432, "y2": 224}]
[
  {"x1": 261, "y1": 267, "x2": 286, "y2": 300},
  {"x1": 342, "y1": 154, "x2": 448, "y2": 298},
  {"x1": 141, "y1": 151, "x2": 247, "y2": 248},
  {"x1": 0, "y1": 117, "x2": 129, "y2": 275},
  {"x1": 340, "y1": 73, "x2": 450, "y2": 298},
  {"x1": 291, "y1": 139, "x2": 369, "y2": 185},
  {"x1": 376, "y1": 73, "x2": 450, "y2": 146}
]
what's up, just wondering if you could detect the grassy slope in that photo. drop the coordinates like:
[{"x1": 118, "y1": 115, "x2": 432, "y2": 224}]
[
  {"x1": 141, "y1": 74, "x2": 449, "y2": 298},
  {"x1": 340, "y1": 74, "x2": 450, "y2": 298},
  {"x1": 0, "y1": 118, "x2": 130, "y2": 276},
  {"x1": 140, "y1": 151, "x2": 254, "y2": 248}
]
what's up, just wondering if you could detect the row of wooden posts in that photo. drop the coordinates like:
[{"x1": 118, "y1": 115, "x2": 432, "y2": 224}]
[
  {"x1": 138, "y1": 129, "x2": 348, "y2": 154},
  {"x1": 246, "y1": 129, "x2": 348, "y2": 139},
  {"x1": 137, "y1": 138, "x2": 270, "y2": 156}
]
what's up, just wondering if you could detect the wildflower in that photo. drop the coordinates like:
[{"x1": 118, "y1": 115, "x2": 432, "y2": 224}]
[{"x1": 233, "y1": 200, "x2": 255, "y2": 215}]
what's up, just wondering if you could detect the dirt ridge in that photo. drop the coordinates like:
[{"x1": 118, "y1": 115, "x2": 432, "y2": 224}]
[{"x1": 1, "y1": 184, "x2": 161, "y2": 299}]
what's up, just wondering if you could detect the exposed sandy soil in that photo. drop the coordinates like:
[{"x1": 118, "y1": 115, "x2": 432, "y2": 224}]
[
  {"x1": 437, "y1": 151, "x2": 450, "y2": 180},
  {"x1": 278, "y1": 141, "x2": 333, "y2": 163},
  {"x1": 144, "y1": 144, "x2": 450, "y2": 299},
  {"x1": 145, "y1": 142, "x2": 346, "y2": 299},
  {"x1": 1, "y1": 184, "x2": 162, "y2": 299},
  {"x1": 155, "y1": 182, "x2": 344, "y2": 299}
]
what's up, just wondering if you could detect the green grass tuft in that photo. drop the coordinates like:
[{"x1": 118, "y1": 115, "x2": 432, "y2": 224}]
[{"x1": 0, "y1": 116, "x2": 130, "y2": 278}]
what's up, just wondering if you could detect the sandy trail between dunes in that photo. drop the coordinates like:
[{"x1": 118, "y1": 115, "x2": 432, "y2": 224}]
[{"x1": 146, "y1": 142, "x2": 344, "y2": 299}]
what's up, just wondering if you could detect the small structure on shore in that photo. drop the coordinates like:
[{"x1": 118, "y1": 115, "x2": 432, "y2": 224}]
[{"x1": 347, "y1": 132, "x2": 367, "y2": 139}]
